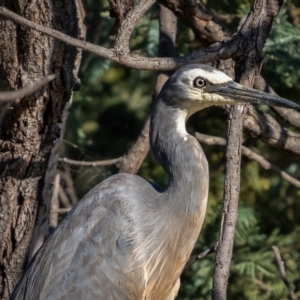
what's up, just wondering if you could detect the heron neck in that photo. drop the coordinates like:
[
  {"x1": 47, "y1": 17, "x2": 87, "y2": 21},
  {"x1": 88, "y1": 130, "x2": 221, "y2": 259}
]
[{"x1": 150, "y1": 99, "x2": 209, "y2": 212}]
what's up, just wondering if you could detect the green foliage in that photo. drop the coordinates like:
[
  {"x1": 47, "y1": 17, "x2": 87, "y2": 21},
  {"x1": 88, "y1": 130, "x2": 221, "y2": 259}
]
[
  {"x1": 63, "y1": 0, "x2": 300, "y2": 298},
  {"x1": 263, "y1": 3, "x2": 300, "y2": 91}
]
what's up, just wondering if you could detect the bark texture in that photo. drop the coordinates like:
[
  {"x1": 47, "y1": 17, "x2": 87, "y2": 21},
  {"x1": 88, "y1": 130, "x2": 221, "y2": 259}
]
[{"x1": 0, "y1": 0, "x2": 85, "y2": 298}]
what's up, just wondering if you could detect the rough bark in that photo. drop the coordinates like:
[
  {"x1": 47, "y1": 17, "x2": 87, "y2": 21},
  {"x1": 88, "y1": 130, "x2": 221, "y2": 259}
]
[
  {"x1": 109, "y1": 0, "x2": 134, "y2": 30},
  {"x1": 0, "y1": 0, "x2": 85, "y2": 298}
]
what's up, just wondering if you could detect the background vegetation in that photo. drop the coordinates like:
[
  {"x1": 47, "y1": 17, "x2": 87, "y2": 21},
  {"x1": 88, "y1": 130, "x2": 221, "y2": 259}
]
[{"x1": 60, "y1": 0, "x2": 300, "y2": 299}]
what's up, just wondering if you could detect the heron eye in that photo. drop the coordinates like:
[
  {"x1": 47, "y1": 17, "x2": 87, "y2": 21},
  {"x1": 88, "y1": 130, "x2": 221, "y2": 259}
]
[{"x1": 194, "y1": 77, "x2": 206, "y2": 88}]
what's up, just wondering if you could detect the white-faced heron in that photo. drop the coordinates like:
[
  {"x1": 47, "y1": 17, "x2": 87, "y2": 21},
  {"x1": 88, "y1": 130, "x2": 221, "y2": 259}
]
[{"x1": 11, "y1": 64, "x2": 300, "y2": 300}]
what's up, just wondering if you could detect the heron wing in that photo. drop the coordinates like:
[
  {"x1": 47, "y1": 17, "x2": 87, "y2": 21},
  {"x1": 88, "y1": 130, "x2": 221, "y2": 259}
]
[{"x1": 11, "y1": 174, "x2": 158, "y2": 300}]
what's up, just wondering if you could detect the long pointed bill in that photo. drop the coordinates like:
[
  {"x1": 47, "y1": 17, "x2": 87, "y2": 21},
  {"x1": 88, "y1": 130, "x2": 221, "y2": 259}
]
[{"x1": 207, "y1": 82, "x2": 300, "y2": 110}]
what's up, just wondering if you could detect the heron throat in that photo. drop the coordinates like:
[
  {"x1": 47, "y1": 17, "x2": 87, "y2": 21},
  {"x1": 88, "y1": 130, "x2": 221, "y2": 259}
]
[{"x1": 150, "y1": 98, "x2": 209, "y2": 210}]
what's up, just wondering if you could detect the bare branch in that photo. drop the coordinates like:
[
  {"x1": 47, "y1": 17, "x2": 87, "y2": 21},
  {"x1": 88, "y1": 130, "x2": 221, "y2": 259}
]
[
  {"x1": 153, "y1": 4, "x2": 177, "y2": 97},
  {"x1": 114, "y1": 0, "x2": 156, "y2": 54},
  {"x1": 0, "y1": 6, "x2": 241, "y2": 71},
  {"x1": 253, "y1": 76, "x2": 300, "y2": 130},
  {"x1": 58, "y1": 186, "x2": 73, "y2": 209},
  {"x1": 212, "y1": 1, "x2": 282, "y2": 299},
  {"x1": 0, "y1": 74, "x2": 55, "y2": 101},
  {"x1": 58, "y1": 157, "x2": 120, "y2": 167},
  {"x1": 244, "y1": 105, "x2": 300, "y2": 159},
  {"x1": 108, "y1": 0, "x2": 134, "y2": 30},
  {"x1": 117, "y1": 118, "x2": 150, "y2": 173},
  {"x1": 186, "y1": 244, "x2": 217, "y2": 268},
  {"x1": 272, "y1": 246, "x2": 298, "y2": 300},
  {"x1": 50, "y1": 208, "x2": 71, "y2": 214},
  {"x1": 254, "y1": 279, "x2": 272, "y2": 292},
  {"x1": 49, "y1": 173, "x2": 60, "y2": 229},
  {"x1": 158, "y1": 0, "x2": 230, "y2": 45},
  {"x1": 195, "y1": 133, "x2": 300, "y2": 189},
  {"x1": 59, "y1": 168, "x2": 79, "y2": 206},
  {"x1": 212, "y1": 105, "x2": 245, "y2": 300}
]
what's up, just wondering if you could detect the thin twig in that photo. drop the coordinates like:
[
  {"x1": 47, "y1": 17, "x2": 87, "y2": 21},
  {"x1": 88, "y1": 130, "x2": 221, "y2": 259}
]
[
  {"x1": 272, "y1": 246, "x2": 298, "y2": 300},
  {"x1": 49, "y1": 173, "x2": 60, "y2": 228},
  {"x1": 254, "y1": 279, "x2": 272, "y2": 292},
  {"x1": 0, "y1": 74, "x2": 55, "y2": 101},
  {"x1": 117, "y1": 118, "x2": 150, "y2": 173},
  {"x1": 59, "y1": 157, "x2": 120, "y2": 167},
  {"x1": 50, "y1": 208, "x2": 72, "y2": 214},
  {"x1": 186, "y1": 244, "x2": 217, "y2": 268},
  {"x1": 59, "y1": 168, "x2": 78, "y2": 206},
  {"x1": 58, "y1": 186, "x2": 73, "y2": 209},
  {"x1": 195, "y1": 133, "x2": 300, "y2": 189},
  {"x1": 253, "y1": 76, "x2": 300, "y2": 130}
]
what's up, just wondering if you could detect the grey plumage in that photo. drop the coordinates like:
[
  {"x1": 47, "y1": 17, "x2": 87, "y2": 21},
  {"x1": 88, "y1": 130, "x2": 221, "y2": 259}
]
[{"x1": 11, "y1": 64, "x2": 300, "y2": 300}]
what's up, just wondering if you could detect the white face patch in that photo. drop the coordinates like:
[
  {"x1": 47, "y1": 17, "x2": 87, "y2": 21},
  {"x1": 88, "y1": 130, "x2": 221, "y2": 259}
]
[
  {"x1": 173, "y1": 64, "x2": 232, "y2": 88},
  {"x1": 167, "y1": 64, "x2": 237, "y2": 115}
]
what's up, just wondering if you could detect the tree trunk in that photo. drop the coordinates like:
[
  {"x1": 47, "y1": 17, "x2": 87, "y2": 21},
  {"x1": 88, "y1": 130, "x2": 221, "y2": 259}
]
[{"x1": 0, "y1": 0, "x2": 85, "y2": 299}]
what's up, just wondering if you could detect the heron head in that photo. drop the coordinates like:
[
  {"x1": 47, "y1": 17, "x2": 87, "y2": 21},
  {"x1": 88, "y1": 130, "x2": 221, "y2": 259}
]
[{"x1": 160, "y1": 64, "x2": 300, "y2": 117}]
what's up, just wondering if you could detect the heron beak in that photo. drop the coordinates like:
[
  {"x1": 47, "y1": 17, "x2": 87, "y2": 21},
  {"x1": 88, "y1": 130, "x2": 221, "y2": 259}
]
[{"x1": 207, "y1": 82, "x2": 300, "y2": 110}]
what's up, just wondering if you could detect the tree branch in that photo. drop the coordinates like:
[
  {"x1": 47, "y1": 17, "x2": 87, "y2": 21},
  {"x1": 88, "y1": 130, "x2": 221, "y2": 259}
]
[
  {"x1": 195, "y1": 133, "x2": 300, "y2": 189},
  {"x1": 186, "y1": 244, "x2": 217, "y2": 268},
  {"x1": 212, "y1": 1, "x2": 282, "y2": 299},
  {"x1": 0, "y1": 6, "x2": 248, "y2": 71},
  {"x1": 58, "y1": 186, "x2": 73, "y2": 209},
  {"x1": 114, "y1": 0, "x2": 156, "y2": 54},
  {"x1": 244, "y1": 105, "x2": 300, "y2": 159},
  {"x1": 59, "y1": 167, "x2": 78, "y2": 206},
  {"x1": 272, "y1": 246, "x2": 298, "y2": 300},
  {"x1": 153, "y1": 4, "x2": 177, "y2": 97},
  {"x1": 58, "y1": 157, "x2": 120, "y2": 167},
  {"x1": 49, "y1": 173, "x2": 60, "y2": 229},
  {"x1": 158, "y1": 0, "x2": 230, "y2": 46},
  {"x1": 0, "y1": 74, "x2": 55, "y2": 101},
  {"x1": 253, "y1": 76, "x2": 300, "y2": 130},
  {"x1": 50, "y1": 208, "x2": 71, "y2": 214},
  {"x1": 117, "y1": 118, "x2": 151, "y2": 173},
  {"x1": 108, "y1": 0, "x2": 134, "y2": 30}
]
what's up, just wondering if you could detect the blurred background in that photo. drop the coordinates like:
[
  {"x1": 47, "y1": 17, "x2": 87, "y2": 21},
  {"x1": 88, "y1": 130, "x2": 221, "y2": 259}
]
[{"x1": 58, "y1": 0, "x2": 300, "y2": 299}]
